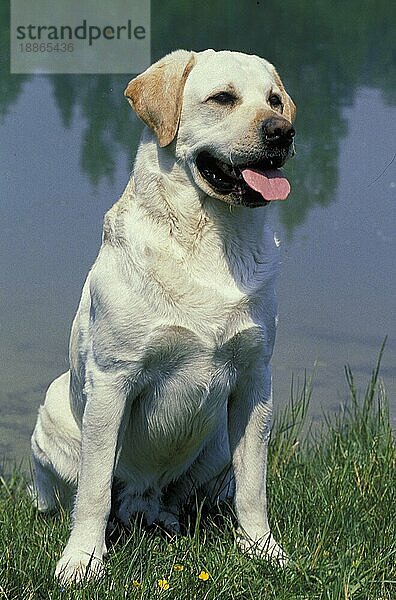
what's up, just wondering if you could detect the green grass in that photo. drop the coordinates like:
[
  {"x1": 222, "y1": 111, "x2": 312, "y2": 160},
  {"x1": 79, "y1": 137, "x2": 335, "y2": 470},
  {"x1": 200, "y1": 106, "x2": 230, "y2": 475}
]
[{"x1": 1, "y1": 355, "x2": 395, "y2": 599}]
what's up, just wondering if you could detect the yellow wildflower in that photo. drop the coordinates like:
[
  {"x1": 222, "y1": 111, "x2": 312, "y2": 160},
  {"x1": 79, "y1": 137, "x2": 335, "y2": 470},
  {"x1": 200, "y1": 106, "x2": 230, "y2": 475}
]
[
  {"x1": 132, "y1": 580, "x2": 142, "y2": 588},
  {"x1": 173, "y1": 564, "x2": 184, "y2": 571},
  {"x1": 158, "y1": 579, "x2": 170, "y2": 590},
  {"x1": 198, "y1": 570, "x2": 210, "y2": 581}
]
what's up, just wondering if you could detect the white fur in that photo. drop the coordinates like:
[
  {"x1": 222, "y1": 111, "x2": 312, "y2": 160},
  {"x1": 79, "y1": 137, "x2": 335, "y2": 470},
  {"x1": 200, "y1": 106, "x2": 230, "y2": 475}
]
[{"x1": 30, "y1": 49, "x2": 294, "y2": 584}]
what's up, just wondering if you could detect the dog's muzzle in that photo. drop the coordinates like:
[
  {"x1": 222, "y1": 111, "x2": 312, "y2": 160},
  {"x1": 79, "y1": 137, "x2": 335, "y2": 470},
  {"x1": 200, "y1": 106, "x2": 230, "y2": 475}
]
[{"x1": 195, "y1": 117, "x2": 295, "y2": 207}]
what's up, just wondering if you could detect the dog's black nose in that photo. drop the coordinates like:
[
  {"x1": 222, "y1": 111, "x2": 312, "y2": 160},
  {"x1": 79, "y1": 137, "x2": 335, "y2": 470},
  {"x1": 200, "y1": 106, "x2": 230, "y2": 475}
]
[{"x1": 262, "y1": 117, "x2": 295, "y2": 144}]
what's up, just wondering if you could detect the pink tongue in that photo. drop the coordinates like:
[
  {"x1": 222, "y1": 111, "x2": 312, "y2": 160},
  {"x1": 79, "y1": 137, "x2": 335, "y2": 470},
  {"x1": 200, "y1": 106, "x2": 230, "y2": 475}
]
[{"x1": 241, "y1": 168, "x2": 291, "y2": 201}]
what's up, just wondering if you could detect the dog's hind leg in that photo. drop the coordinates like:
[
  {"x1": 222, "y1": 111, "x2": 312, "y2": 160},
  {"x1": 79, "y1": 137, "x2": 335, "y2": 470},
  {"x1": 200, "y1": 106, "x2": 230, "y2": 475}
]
[
  {"x1": 28, "y1": 454, "x2": 67, "y2": 512},
  {"x1": 30, "y1": 371, "x2": 80, "y2": 512}
]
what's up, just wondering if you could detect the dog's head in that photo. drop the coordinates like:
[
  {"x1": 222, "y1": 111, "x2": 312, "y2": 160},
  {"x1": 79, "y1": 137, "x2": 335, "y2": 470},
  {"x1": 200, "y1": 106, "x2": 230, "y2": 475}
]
[{"x1": 125, "y1": 49, "x2": 296, "y2": 207}]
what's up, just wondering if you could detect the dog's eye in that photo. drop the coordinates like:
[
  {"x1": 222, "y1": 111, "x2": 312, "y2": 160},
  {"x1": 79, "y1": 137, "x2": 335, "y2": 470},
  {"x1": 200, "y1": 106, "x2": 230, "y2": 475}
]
[
  {"x1": 208, "y1": 91, "x2": 237, "y2": 105},
  {"x1": 268, "y1": 94, "x2": 283, "y2": 109}
]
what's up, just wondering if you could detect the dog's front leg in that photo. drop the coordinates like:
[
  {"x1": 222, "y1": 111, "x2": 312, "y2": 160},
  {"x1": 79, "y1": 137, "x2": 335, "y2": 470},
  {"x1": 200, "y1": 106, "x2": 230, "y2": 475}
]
[
  {"x1": 228, "y1": 364, "x2": 287, "y2": 565},
  {"x1": 55, "y1": 370, "x2": 128, "y2": 584}
]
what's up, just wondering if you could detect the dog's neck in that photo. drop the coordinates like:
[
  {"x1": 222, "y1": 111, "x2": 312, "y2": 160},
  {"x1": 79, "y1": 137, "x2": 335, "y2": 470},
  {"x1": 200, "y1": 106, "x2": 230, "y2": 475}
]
[
  {"x1": 123, "y1": 130, "x2": 278, "y2": 291},
  {"x1": 132, "y1": 131, "x2": 271, "y2": 244},
  {"x1": 131, "y1": 131, "x2": 206, "y2": 242}
]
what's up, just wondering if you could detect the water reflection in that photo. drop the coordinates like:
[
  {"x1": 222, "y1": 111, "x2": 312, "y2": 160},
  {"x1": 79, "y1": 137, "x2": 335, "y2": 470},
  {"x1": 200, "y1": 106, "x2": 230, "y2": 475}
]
[{"x1": 0, "y1": 1, "x2": 395, "y2": 467}]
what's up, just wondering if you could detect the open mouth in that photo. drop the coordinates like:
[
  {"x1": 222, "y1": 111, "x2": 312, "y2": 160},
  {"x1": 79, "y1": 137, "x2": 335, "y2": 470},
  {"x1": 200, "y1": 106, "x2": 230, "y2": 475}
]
[{"x1": 196, "y1": 151, "x2": 291, "y2": 206}]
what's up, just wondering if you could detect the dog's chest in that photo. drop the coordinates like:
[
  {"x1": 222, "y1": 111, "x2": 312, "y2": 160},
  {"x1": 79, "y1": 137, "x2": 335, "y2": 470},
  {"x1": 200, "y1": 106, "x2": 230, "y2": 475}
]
[
  {"x1": 126, "y1": 251, "x2": 271, "y2": 439},
  {"x1": 138, "y1": 236, "x2": 273, "y2": 334}
]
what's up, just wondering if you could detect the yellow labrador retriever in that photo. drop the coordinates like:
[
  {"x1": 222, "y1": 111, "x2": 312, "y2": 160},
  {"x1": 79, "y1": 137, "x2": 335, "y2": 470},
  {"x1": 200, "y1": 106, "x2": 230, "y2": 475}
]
[{"x1": 30, "y1": 49, "x2": 296, "y2": 583}]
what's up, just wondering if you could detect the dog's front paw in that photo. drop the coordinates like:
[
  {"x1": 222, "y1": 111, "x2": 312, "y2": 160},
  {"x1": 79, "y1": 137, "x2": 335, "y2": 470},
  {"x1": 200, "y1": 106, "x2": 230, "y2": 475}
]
[
  {"x1": 55, "y1": 548, "x2": 105, "y2": 585},
  {"x1": 117, "y1": 486, "x2": 160, "y2": 527},
  {"x1": 157, "y1": 509, "x2": 181, "y2": 535},
  {"x1": 236, "y1": 529, "x2": 288, "y2": 566}
]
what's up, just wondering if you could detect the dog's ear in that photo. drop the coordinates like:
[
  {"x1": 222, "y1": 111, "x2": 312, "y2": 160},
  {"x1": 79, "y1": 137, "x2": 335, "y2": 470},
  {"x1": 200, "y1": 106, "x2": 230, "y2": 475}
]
[
  {"x1": 124, "y1": 50, "x2": 196, "y2": 147},
  {"x1": 273, "y1": 70, "x2": 296, "y2": 123}
]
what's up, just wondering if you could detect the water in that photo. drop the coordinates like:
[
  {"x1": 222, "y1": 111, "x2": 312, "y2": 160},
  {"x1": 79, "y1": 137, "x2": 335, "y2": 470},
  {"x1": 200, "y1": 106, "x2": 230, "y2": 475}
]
[{"x1": 1, "y1": 1, "x2": 395, "y2": 467}]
